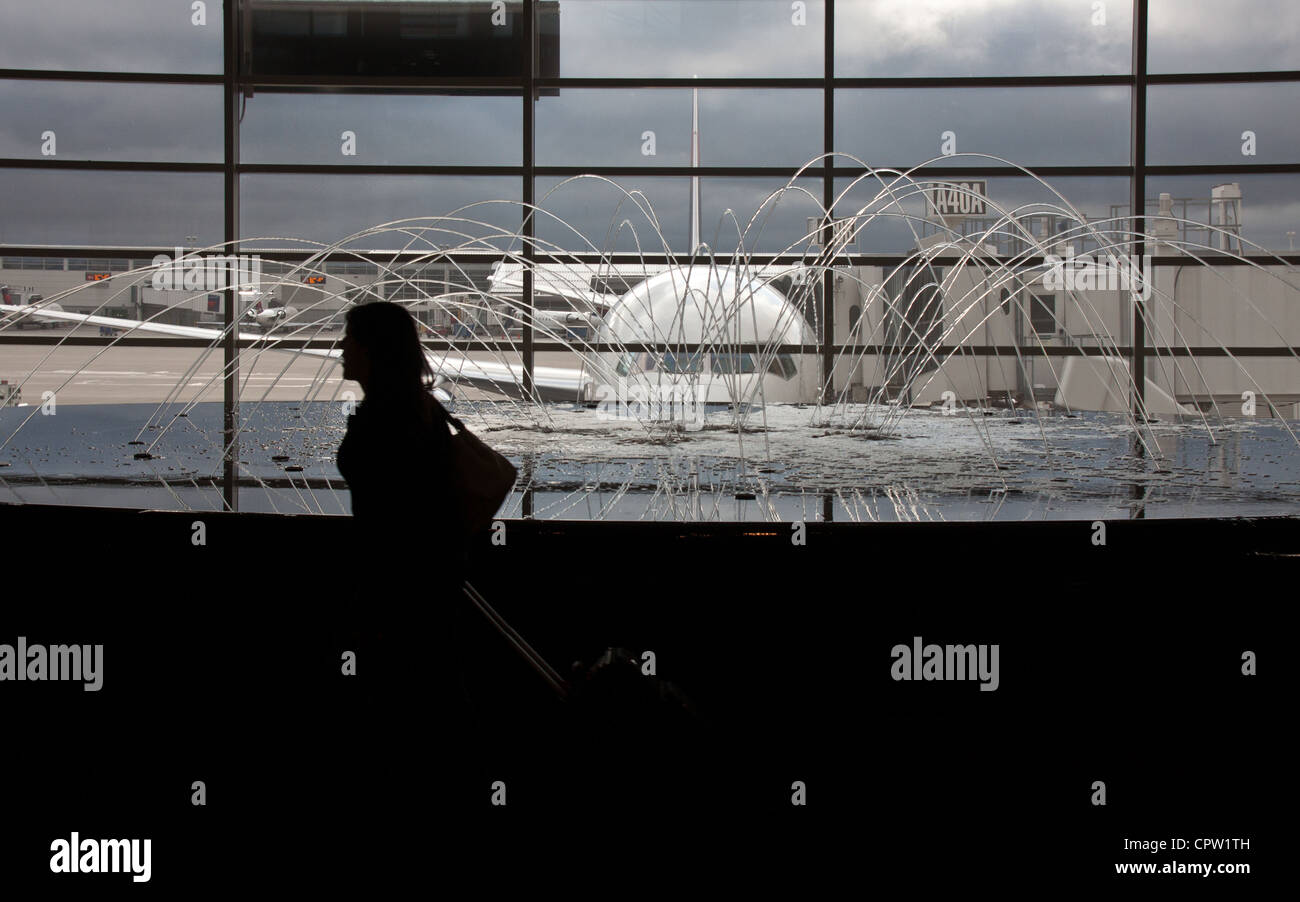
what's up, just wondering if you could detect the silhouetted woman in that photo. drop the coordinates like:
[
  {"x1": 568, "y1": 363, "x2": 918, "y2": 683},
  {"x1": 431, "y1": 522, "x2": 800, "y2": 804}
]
[
  {"x1": 336, "y1": 302, "x2": 473, "y2": 738},
  {"x1": 338, "y1": 301, "x2": 465, "y2": 569}
]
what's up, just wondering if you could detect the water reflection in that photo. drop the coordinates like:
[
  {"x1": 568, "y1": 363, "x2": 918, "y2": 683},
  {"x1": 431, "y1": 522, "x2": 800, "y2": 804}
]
[{"x1": 2, "y1": 401, "x2": 1297, "y2": 521}]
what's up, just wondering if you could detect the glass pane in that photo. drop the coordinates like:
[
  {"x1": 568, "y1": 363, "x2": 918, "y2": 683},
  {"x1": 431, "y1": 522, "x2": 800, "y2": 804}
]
[
  {"x1": 0, "y1": 0, "x2": 222, "y2": 74},
  {"x1": 552, "y1": 0, "x2": 824, "y2": 77},
  {"x1": 0, "y1": 81, "x2": 222, "y2": 163},
  {"x1": 1143, "y1": 174, "x2": 1300, "y2": 256},
  {"x1": 700, "y1": 177, "x2": 824, "y2": 254},
  {"x1": 535, "y1": 175, "x2": 690, "y2": 254},
  {"x1": 0, "y1": 169, "x2": 222, "y2": 247},
  {"x1": 239, "y1": 174, "x2": 523, "y2": 252},
  {"x1": 1143, "y1": 254, "x2": 1300, "y2": 419},
  {"x1": 537, "y1": 88, "x2": 822, "y2": 167},
  {"x1": 833, "y1": 174, "x2": 1132, "y2": 255},
  {"x1": 836, "y1": 0, "x2": 1132, "y2": 76},
  {"x1": 537, "y1": 175, "x2": 823, "y2": 256},
  {"x1": 245, "y1": 0, "x2": 531, "y2": 79},
  {"x1": 1145, "y1": 261, "x2": 1300, "y2": 354},
  {"x1": 1149, "y1": 0, "x2": 1300, "y2": 73},
  {"x1": 1148, "y1": 83, "x2": 1300, "y2": 166},
  {"x1": 241, "y1": 91, "x2": 521, "y2": 165},
  {"x1": 835, "y1": 86, "x2": 1131, "y2": 169},
  {"x1": 0, "y1": 331, "x2": 350, "y2": 513}
]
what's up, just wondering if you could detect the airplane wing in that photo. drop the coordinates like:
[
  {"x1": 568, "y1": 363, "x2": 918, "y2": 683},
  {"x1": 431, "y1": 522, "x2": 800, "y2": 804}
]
[
  {"x1": 425, "y1": 352, "x2": 592, "y2": 402},
  {"x1": 0, "y1": 302, "x2": 593, "y2": 402},
  {"x1": 490, "y1": 262, "x2": 623, "y2": 314},
  {"x1": 2, "y1": 302, "x2": 279, "y2": 344}
]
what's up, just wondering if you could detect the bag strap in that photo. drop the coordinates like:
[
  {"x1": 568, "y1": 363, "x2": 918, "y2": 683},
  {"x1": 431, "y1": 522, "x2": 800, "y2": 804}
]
[{"x1": 432, "y1": 395, "x2": 466, "y2": 433}]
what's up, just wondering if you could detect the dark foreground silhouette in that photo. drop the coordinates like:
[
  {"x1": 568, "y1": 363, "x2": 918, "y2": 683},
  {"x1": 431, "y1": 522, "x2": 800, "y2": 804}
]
[
  {"x1": 332, "y1": 303, "x2": 707, "y2": 827},
  {"x1": 336, "y1": 302, "x2": 472, "y2": 730}
]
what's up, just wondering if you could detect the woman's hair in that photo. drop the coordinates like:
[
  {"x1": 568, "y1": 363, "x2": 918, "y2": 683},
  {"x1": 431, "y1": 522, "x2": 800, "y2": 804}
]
[{"x1": 344, "y1": 301, "x2": 435, "y2": 422}]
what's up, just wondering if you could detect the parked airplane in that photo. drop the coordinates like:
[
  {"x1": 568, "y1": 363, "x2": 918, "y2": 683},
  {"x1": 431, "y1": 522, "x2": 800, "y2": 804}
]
[
  {"x1": 243, "y1": 298, "x2": 301, "y2": 331},
  {"x1": 0, "y1": 287, "x2": 65, "y2": 329}
]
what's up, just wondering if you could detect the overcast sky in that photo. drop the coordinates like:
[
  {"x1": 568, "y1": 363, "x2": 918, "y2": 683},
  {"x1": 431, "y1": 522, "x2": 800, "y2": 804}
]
[
  {"x1": 0, "y1": 0, "x2": 1296, "y2": 251},
  {"x1": 1, "y1": 0, "x2": 1295, "y2": 74}
]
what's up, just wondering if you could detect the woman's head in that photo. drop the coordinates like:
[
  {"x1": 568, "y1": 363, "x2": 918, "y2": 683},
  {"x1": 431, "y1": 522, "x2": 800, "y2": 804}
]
[{"x1": 342, "y1": 302, "x2": 433, "y2": 404}]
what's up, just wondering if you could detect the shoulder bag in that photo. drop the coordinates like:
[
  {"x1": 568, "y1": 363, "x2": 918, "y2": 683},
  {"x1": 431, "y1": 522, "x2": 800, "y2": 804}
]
[{"x1": 434, "y1": 399, "x2": 518, "y2": 537}]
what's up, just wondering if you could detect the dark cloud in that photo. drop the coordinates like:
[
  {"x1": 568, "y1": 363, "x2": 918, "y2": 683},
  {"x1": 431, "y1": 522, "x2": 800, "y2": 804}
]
[
  {"x1": 0, "y1": 0, "x2": 1295, "y2": 252},
  {"x1": 0, "y1": 80, "x2": 222, "y2": 162},
  {"x1": 537, "y1": 88, "x2": 821, "y2": 166},
  {"x1": 242, "y1": 92, "x2": 521, "y2": 166},
  {"x1": 239, "y1": 174, "x2": 523, "y2": 250},
  {"x1": 0, "y1": 170, "x2": 223, "y2": 247},
  {"x1": 1148, "y1": 83, "x2": 1300, "y2": 165},
  {"x1": 835, "y1": 86, "x2": 1130, "y2": 168}
]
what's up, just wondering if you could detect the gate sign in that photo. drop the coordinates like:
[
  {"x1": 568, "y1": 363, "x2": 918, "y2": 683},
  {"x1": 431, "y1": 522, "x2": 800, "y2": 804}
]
[{"x1": 925, "y1": 180, "x2": 987, "y2": 219}]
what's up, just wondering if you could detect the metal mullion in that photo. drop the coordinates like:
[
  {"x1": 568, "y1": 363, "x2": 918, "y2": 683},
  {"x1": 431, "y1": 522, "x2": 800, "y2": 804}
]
[
  {"x1": 1, "y1": 247, "x2": 213, "y2": 258},
  {"x1": 536, "y1": 76, "x2": 1134, "y2": 89},
  {"x1": 822, "y1": 0, "x2": 835, "y2": 423},
  {"x1": 536, "y1": 165, "x2": 816, "y2": 178},
  {"x1": 1145, "y1": 164, "x2": 1300, "y2": 175},
  {"x1": 0, "y1": 69, "x2": 222, "y2": 84},
  {"x1": 522, "y1": 0, "x2": 535, "y2": 519},
  {"x1": 1147, "y1": 255, "x2": 1300, "y2": 266},
  {"x1": 238, "y1": 164, "x2": 524, "y2": 176},
  {"x1": 536, "y1": 78, "x2": 821, "y2": 89},
  {"x1": 225, "y1": 250, "x2": 511, "y2": 264},
  {"x1": 831, "y1": 75, "x2": 1133, "y2": 88},
  {"x1": 523, "y1": 0, "x2": 535, "y2": 401},
  {"x1": 535, "y1": 165, "x2": 1138, "y2": 178},
  {"x1": 1131, "y1": 0, "x2": 1148, "y2": 419},
  {"x1": 0, "y1": 337, "x2": 352, "y2": 350},
  {"x1": 222, "y1": 0, "x2": 240, "y2": 512},
  {"x1": 1143, "y1": 347, "x2": 1300, "y2": 357},
  {"x1": 829, "y1": 164, "x2": 1134, "y2": 178},
  {"x1": 244, "y1": 85, "x2": 526, "y2": 97},
  {"x1": 243, "y1": 76, "x2": 524, "y2": 90},
  {"x1": 1146, "y1": 70, "x2": 1300, "y2": 84},
  {"x1": 0, "y1": 337, "x2": 233, "y2": 349},
  {"x1": 0, "y1": 159, "x2": 223, "y2": 173}
]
